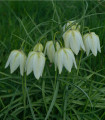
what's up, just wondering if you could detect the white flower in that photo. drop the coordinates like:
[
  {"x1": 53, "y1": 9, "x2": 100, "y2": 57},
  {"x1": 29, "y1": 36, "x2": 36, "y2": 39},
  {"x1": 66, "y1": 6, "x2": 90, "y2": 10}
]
[
  {"x1": 63, "y1": 30, "x2": 85, "y2": 55},
  {"x1": 33, "y1": 43, "x2": 43, "y2": 52},
  {"x1": 44, "y1": 41, "x2": 55, "y2": 63},
  {"x1": 5, "y1": 50, "x2": 26, "y2": 76},
  {"x1": 63, "y1": 21, "x2": 80, "y2": 32},
  {"x1": 56, "y1": 42, "x2": 60, "y2": 51},
  {"x1": 83, "y1": 32, "x2": 101, "y2": 56},
  {"x1": 26, "y1": 51, "x2": 45, "y2": 80},
  {"x1": 55, "y1": 48, "x2": 77, "y2": 74}
]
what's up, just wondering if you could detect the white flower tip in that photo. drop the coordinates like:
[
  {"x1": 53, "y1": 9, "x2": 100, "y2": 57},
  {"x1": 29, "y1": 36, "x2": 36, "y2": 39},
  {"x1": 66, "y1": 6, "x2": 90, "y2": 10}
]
[
  {"x1": 5, "y1": 64, "x2": 8, "y2": 69},
  {"x1": 75, "y1": 65, "x2": 77, "y2": 69},
  {"x1": 93, "y1": 53, "x2": 97, "y2": 56},
  {"x1": 10, "y1": 70, "x2": 14, "y2": 74},
  {"x1": 83, "y1": 46, "x2": 86, "y2": 51},
  {"x1": 75, "y1": 52, "x2": 78, "y2": 55},
  {"x1": 36, "y1": 76, "x2": 40, "y2": 80},
  {"x1": 59, "y1": 71, "x2": 62, "y2": 74},
  {"x1": 86, "y1": 52, "x2": 89, "y2": 56},
  {"x1": 5, "y1": 59, "x2": 10, "y2": 69},
  {"x1": 27, "y1": 71, "x2": 30, "y2": 76},
  {"x1": 68, "y1": 69, "x2": 71, "y2": 72},
  {"x1": 20, "y1": 72, "x2": 23, "y2": 76},
  {"x1": 99, "y1": 49, "x2": 101, "y2": 53}
]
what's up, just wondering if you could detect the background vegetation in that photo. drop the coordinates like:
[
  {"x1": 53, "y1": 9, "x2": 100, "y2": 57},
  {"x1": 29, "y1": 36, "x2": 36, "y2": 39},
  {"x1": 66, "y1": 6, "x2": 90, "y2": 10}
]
[{"x1": 0, "y1": 1, "x2": 105, "y2": 120}]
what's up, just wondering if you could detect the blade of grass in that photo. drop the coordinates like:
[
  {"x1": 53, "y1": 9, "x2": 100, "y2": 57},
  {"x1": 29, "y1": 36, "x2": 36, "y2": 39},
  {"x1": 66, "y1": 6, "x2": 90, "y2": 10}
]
[
  {"x1": 26, "y1": 87, "x2": 36, "y2": 120},
  {"x1": 42, "y1": 79, "x2": 48, "y2": 112},
  {"x1": 45, "y1": 80, "x2": 59, "y2": 120},
  {"x1": 3, "y1": 87, "x2": 19, "y2": 120}
]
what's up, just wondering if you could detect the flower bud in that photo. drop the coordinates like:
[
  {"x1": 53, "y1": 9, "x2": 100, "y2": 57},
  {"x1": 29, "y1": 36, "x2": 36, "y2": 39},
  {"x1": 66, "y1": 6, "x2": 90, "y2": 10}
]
[
  {"x1": 33, "y1": 43, "x2": 43, "y2": 52},
  {"x1": 44, "y1": 41, "x2": 55, "y2": 63},
  {"x1": 63, "y1": 21, "x2": 80, "y2": 32}
]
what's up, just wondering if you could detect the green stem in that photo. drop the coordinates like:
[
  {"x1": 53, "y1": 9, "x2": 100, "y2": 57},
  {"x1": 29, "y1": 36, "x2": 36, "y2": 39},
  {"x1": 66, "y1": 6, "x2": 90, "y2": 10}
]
[
  {"x1": 0, "y1": 97, "x2": 5, "y2": 108},
  {"x1": 63, "y1": 85, "x2": 68, "y2": 120},
  {"x1": 54, "y1": 31, "x2": 60, "y2": 42},
  {"x1": 45, "y1": 80, "x2": 59, "y2": 120},
  {"x1": 20, "y1": 40, "x2": 25, "y2": 49},
  {"x1": 54, "y1": 70, "x2": 57, "y2": 89},
  {"x1": 39, "y1": 36, "x2": 46, "y2": 43},
  {"x1": 83, "y1": 79, "x2": 93, "y2": 112},
  {"x1": 42, "y1": 79, "x2": 48, "y2": 112},
  {"x1": 58, "y1": 41, "x2": 63, "y2": 48},
  {"x1": 84, "y1": 27, "x2": 91, "y2": 33},
  {"x1": 77, "y1": 51, "x2": 83, "y2": 75},
  {"x1": 63, "y1": 73, "x2": 69, "y2": 119},
  {"x1": 22, "y1": 73, "x2": 27, "y2": 120}
]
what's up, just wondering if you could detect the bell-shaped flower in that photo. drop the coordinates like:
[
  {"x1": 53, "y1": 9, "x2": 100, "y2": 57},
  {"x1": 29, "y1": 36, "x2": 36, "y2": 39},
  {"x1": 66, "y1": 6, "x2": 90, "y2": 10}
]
[
  {"x1": 33, "y1": 43, "x2": 43, "y2": 52},
  {"x1": 55, "y1": 48, "x2": 77, "y2": 74},
  {"x1": 26, "y1": 51, "x2": 45, "y2": 80},
  {"x1": 63, "y1": 21, "x2": 80, "y2": 32},
  {"x1": 44, "y1": 41, "x2": 55, "y2": 63},
  {"x1": 63, "y1": 30, "x2": 85, "y2": 55},
  {"x1": 5, "y1": 50, "x2": 26, "y2": 76},
  {"x1": 83, "y1": 32, "x2": 101, "y2": 56}
]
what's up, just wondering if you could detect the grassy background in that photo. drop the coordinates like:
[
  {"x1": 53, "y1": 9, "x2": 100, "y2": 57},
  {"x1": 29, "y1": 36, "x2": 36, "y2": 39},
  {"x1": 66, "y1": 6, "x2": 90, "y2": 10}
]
[{"x1": 0, "y1": 1, "x2": 105, "y2": 120}]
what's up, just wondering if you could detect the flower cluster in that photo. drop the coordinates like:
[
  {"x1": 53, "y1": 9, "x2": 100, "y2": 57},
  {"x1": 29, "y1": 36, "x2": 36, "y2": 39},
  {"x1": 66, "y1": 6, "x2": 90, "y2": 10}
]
[{"x1": 5, "y1": 21, "x2": 101, "y2": 79}]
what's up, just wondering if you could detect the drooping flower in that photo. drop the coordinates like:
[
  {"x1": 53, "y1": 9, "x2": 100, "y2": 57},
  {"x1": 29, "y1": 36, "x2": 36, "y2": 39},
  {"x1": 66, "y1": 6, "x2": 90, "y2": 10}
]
[
  {"x1": 5, "y1": 50, "x2": 26, "y2": 76},
  {"x1": 26, "y1": 51, "x2": 45, "y2": 80},
  {"x1": 63, "y1": 30, "x2": 85, "y2": 55},
  {"x1": 83, "y1": 32, "x2": 101, "y2": 56},
  {"x1": 33, "y1": 43, "x2": 43, "y2": 52},
  {"x1": 55, "y1": 48, "x2": 77, "y2": 74},
  {"x1": 44, "y1": 41, "x2": 55, "y2": 63},
  {"x1": 63, "y1": 21, "x2": 80, "y2": 32},
  {"x1": 44, "y1": 41, "x2": 61, "y2": 62}
]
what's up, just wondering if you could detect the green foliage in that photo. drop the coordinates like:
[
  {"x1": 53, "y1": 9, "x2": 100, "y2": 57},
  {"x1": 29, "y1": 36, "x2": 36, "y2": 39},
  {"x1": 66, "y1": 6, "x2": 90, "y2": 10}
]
[{"x1": 0, "y1": 1, "x2": 105, "y2": 120}]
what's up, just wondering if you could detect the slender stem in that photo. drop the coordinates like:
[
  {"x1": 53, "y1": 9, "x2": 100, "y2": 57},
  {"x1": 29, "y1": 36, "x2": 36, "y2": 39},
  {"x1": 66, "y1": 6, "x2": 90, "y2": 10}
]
[
  {"x1": 42, "y1": 79, "x2": 48, "y2": 112},
  {"x1": 77, "y1": 51, "x2": 83, "y2": 75},
  {"x1": 63, "y1": 73, "x2": 69, "y2": 120},
  {"x1": 22, "y1": 76, "x2": 24, "y2": 98},
  {"x1": 54, "y1": 31, "x2": 60, "y2": 42},
  {"x1": 84, "y1": 27, "x2": 91, "y2": 33},
  {"x1": 24, "y1": 73, "x2": 27, "y2": 119},
  {"x1": 20, "y1": 40, "x2": 25, "y2": 49},
  {"x1": 45, "y1": 80, "x2": 59, "y2": 120},
  {"x1": 83, "y1": 79, "x2": 93, "y2": 112},
  {"x1": 0, "y1": 97, "x2": 5, "y2": 108},
  {"x1": 24, "y1": 73, "x2": 27, "y2": 90},
  {"x1": 53, "y1": 31, "x2": 61, "y2": 51},
  {"x1": 39, "y1": 36, "x2": 46, "y2": 43},
  {"x1": 63, "y1": 85, "x2": 68, "y2": 120},
  {"x1": 54, "y1": 70, "x2": 57, "y2": 89},
  {"x1": 22, "y1": 76, "x2": 24, "y2": 119},
  {"x1": 22, "y1": 73, "x2": 27, "y2": 120},
  {"x1": 45, "y1": 70, "x2": 59, "y2": 120}
]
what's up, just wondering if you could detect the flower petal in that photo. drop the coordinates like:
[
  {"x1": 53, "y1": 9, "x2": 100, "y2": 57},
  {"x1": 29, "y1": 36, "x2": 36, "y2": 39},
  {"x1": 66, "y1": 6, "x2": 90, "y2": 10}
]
[
  {"x1": 26, "y1": 52, "x2": 35, "y2": 75},
  {"x1": 20, "y1": 53, "x2": 26, "y2": 76},
  {"x1": 33, "y1": 53, "x2": 45, "y2": 79},
  {"x1": 11, "y1": 52, "x2": 20, "y2": 73},
  {"x1": 57, "y1": 49, "x2": 64, "y2": 74}
]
